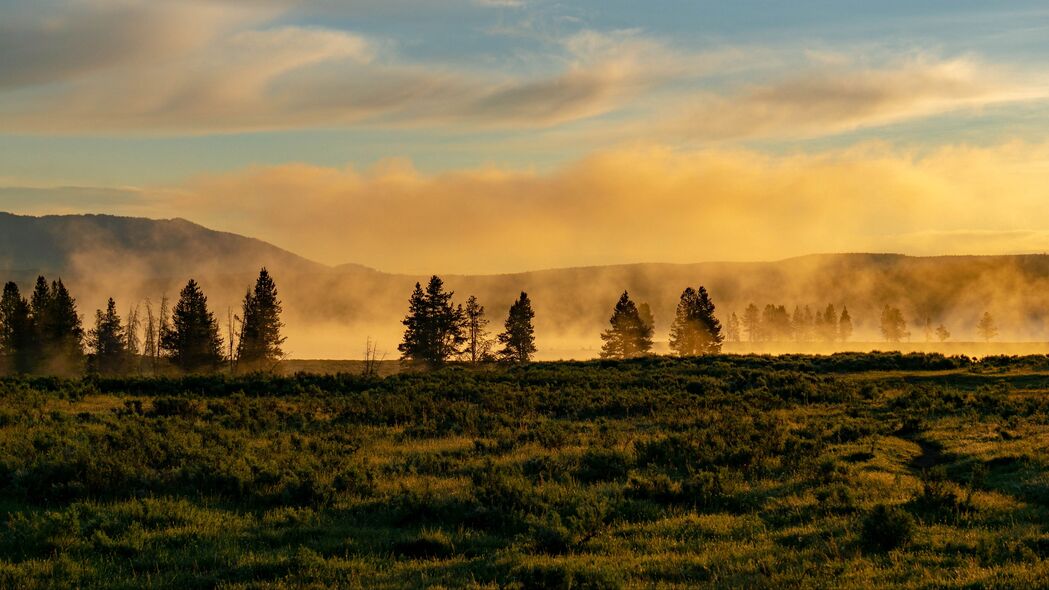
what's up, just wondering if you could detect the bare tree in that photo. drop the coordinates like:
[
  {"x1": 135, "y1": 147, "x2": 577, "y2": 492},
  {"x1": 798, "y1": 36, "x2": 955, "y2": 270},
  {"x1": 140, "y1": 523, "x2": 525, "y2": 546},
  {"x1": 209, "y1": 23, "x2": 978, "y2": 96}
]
[{"x1": 362, "y1": 336, "x2": 385, "y2": 377}]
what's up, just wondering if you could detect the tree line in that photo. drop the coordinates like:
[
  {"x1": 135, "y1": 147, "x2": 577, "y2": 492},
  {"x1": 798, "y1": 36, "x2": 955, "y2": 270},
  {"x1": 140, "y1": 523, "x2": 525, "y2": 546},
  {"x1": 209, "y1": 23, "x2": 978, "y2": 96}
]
[
  {"x1": 397, "y1": 280, "x2": 725, "y2": 364},
  {"x1": 0, "y1": 269, "x2": 286, "y2": 376}
]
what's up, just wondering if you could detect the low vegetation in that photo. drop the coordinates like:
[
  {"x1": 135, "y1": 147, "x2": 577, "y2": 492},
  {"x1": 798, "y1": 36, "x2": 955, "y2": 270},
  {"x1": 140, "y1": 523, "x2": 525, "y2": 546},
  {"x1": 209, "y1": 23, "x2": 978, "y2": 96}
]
[{"x1": 0, "y1": 352, "x2": 1047, "y2": 588}]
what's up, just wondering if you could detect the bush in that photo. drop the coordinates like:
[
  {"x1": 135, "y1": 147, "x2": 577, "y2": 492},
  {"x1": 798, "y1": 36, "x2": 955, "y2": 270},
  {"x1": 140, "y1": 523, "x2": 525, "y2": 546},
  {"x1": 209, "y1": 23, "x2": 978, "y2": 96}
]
[
  {"x1": 861, "y1": 504, "x2": 915, "y2": 552},
  {"x1": 392, "y1": 529, "x2": 455, "y2": 559}
]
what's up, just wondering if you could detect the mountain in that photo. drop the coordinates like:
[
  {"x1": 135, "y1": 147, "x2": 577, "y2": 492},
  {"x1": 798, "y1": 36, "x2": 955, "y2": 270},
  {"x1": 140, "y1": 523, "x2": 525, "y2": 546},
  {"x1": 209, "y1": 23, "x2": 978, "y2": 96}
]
[{"x1": 2, "y1": 212, "x2": 1049, "y2": 358}]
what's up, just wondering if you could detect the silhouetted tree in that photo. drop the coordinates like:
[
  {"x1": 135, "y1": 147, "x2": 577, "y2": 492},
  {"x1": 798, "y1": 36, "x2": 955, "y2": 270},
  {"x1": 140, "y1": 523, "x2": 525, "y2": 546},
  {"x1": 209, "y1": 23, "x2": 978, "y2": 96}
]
[
  {"x1": 762, "y1": 304, "x2": 791, "y2": 341},
  {"x1": 34, "y1": 278, "x2": 85, "y2": 375},
  {"x1": 977, "y1": 312, "x2": 998, "y2": 342},
  {"x1": 237, "y1": 268, "x2": 286, "y2": 368},
  {"x1": 838, "y1": 306, "x2": 853, "y2": 342},
  {"x1": 668, "y1": 286, "x2": 723, "y2": 355},
  {"x1": 88, "y1": 298, "x2": 126, "y2": 375},
  {"x1": 880, "y1": 305, "x2": 909, "y2": 343},
  {"x1": 820, "y1": 304, "x2": 838, "y2": 342},
  {"x1": 935, "y1": 324, "x2": 951, "y2": 342},
  {"x1": 600, "y1": 291, "x2": 652, "y2": 359},
  {"x1": 743, "y1": 303, "x2": 761, "y2": 343},
  {"x1": 638, "y1": 302, "x2": 655, "y2": 340},
  {"x1": 0, "y1": 282, "x2": 33, "y2": 374},
  {"x1": 791, "y1": 306, "x2": 805, "y2": 342},
  {"x1": 398, "y1": 276, "x2": 465, "y2": 366},
  {"x1": 725, "y1": 312, "x2": 741, "y2": 343},
  {"x1": 922, "y1": 316, "x2": 934, "y2": 342},
  {"x1": 161, "y1": 279, "x2": 224, "y2": 372},
  {"x1": 463, "y1": 295, "x2": 493, "y2": 364},
  {"x1": 498, "y1": 292, "x2": 536, "y2": 362}
]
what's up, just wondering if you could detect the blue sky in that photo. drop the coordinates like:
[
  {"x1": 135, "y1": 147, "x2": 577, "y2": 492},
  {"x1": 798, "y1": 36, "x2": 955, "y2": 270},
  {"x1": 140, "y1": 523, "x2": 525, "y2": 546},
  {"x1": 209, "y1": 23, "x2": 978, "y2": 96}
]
[{"x1": 2, "y1": 1, "x2": 1049, "y2": 271}]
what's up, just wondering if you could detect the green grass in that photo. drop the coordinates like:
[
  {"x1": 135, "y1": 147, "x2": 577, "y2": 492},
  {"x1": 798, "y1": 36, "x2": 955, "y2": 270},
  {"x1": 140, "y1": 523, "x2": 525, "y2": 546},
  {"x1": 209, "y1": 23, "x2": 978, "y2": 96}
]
[{"x1": 0, "y1": 353, "x2": 1047, "y2": 588}]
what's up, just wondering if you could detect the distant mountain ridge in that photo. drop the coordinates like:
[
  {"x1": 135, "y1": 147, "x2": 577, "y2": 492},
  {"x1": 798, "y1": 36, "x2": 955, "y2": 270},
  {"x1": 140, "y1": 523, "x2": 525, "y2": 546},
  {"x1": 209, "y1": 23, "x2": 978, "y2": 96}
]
[{"x1": 3, "y1": 212, "x2": 1049, "y2": 358}]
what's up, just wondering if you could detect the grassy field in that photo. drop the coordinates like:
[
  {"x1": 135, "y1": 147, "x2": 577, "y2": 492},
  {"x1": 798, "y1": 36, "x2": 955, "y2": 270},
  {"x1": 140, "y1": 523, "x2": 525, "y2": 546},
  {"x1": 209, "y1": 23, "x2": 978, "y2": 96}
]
[{"x1": 1, "y1": 353, "x2": 1048, "y2": 588}]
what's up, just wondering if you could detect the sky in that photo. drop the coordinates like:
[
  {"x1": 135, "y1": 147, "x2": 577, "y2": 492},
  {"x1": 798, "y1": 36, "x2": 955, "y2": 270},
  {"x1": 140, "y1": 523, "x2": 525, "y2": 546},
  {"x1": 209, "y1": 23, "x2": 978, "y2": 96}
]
[{"x1": 3, "y1": 0, "x2": 1049, "y2": 273}]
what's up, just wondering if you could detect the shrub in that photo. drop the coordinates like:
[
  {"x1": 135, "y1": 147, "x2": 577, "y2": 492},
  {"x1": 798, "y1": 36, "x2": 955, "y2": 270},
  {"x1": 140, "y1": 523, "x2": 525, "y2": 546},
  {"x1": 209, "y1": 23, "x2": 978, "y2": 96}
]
[
  {"x1": 861, "y1": 504, "x2": 915, "y2": 552},
  {"x1": 392, "y1": 529, "x2": 455, "y2": 559}
]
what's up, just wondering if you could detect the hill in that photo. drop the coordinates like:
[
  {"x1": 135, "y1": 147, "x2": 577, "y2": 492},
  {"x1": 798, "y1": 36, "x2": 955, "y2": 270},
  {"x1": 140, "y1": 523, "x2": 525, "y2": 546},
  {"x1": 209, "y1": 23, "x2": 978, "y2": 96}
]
[{"x1": 3, "y1": 213, "x2": 1049, "y2": 358}]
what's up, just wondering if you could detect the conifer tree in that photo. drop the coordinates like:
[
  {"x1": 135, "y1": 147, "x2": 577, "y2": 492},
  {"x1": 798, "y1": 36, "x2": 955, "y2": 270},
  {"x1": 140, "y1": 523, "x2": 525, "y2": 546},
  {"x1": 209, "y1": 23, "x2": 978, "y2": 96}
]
[
  {"x1": 237, "y1": 268, "x2": 286, "y2": 368},
  {"x1": 791, "y1": 306, "x2": 805, "y2": 342},
  {"x1": 398, "y1": 276, "x2": 465, "y2": 366},
  {"x1": 638, "y1": 302, "x2": 655, "y2": 339},
  {"x1": 600, "y1": 291, "x2": 652, "y2": 359},
  {"x1": 821, "y1": 304, "x2": 838, "y2": 342},
  {"x1": 880, "y1": 305, "x2": 909, "y2": 343},
  {"x1": 40, "y1": 279, "x2": 84, "y2": 374},
  {"x1": 838, "y1": 306, "x2": 853, "y2": 342},
  {"x1": 668, "y1": 286, "x2": 723, "y2": 356},
  {"x1": 742, "y1": 303, "x2": 761, "y2": 343},
  {"x1": 89, "y1": 298, "x2": 126, "y2": 375},
  {"x1": 935, "y1": 324, "x2": 951, "y2": 342},
  {"x1": 463, "y1": 295, "x2": 493, "y2": 364},
  {"x1": 725, "y1": 312, "x2": 741, "y2": 343},
  {"x1": 498, "y1": 292, "x2": 537, "y2": 362},
  {"x1": 161, "y1": 279, "x2": 224, "y2": 372},
  {"x1": 0, "y1": 282, "x2": 33, "y2": 374},
  {"x1": 977, "y1": 311, "x2": 998, "y2": 342}
]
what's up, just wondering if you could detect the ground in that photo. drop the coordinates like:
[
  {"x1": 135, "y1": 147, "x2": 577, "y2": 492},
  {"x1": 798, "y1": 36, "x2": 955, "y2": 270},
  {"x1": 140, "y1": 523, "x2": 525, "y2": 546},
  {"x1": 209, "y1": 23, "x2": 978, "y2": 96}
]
[{"x1": 0, "y1": 353, "x2": 1047, "y2": 588}]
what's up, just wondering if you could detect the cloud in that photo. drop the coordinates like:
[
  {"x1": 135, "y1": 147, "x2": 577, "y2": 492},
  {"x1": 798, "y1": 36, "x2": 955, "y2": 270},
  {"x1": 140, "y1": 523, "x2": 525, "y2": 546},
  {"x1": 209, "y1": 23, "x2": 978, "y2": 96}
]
[
  {"x1": 0, "y1": 2, "x2": 677, "y2": 133},
  {"x1": 73, "y1": 141, "x2": 1037, "y2": 274},
  {"x1": 672, "y1": 57, "x2": 1049, "y2": 140}
]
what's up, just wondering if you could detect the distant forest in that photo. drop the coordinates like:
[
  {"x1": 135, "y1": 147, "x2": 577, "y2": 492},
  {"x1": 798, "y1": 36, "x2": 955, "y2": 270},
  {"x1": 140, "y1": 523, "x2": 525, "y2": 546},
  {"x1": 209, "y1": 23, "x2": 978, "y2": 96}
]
[{"x1": 0, "y1": 269, "x2": 1001, "y2": 376}]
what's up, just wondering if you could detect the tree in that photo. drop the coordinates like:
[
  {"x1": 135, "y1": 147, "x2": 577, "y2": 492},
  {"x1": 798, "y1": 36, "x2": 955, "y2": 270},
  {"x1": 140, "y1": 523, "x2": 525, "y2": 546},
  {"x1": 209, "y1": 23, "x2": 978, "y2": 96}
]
[
  {"x1": 977, "y1": 312, "x2": 998, "y2": 342},
  {"x1": 820, "y1": 304, "x2": 838, "y2": 342},
  {"x1": 922, "y1": 316, "x2": 934, "y2": 342},
  {"x1": 36, "y1": 278, "x2": 85, "y2": 375},
  {"x1": 838, "y1": 306, "x2": 853, "y2": 342},
  {"x1": 742, "y1": 303, "x2": 761, "y2": 343},
  {"x1": 463, "y1": 295, "x2": 493, "y2": 364},
  {"x1": 725, "y1": 312, "x2": 741, "y2": 343},
  {"x1": 88, "y1": 298, "x2": 126, "y2": 375},
  {"x1": 600, "y1": 291, "x2": 652, "y2": 359},
  {"x1": 237, "y1": 268, "x2": 286, "y2": 369},
  {"x1": 498, "y1": 292, "x2": 537, "y2": 362},
  {"x1": 398, "y1": 276, "x2": 465, "y2": 366},
  {"x1": 668, "y1": 286, "x2": 723, "y2": 356},
  {"x1": 638, "y1": 303, "x2": 655, "y2": 340},
  {"x1": 880, "y1": 305, "x2": 909, "y2": 343},
  {"x1": 0, "y1": 282, "x2": 33, "y2": 374},
  {"x1": 161, "y1": 279, "x2": 224, "y2": 372},
  {"x1": 935, "y1": 324, "x2": 951, "y2": 342}
]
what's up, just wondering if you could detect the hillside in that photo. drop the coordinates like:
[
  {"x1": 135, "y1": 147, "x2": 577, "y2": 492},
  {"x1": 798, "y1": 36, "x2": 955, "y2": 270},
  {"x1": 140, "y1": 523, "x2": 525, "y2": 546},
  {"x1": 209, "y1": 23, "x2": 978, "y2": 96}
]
[{"x1": 3, "y1": 213, "x2": 1049, "y2": 358}]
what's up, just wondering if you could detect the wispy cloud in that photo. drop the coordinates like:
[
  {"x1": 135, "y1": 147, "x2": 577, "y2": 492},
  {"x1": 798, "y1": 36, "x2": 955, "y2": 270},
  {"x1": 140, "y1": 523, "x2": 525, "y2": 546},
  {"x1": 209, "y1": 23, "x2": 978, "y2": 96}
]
[{"x1": 670, "y1": 56, "x2": 1049, "y2": 140}]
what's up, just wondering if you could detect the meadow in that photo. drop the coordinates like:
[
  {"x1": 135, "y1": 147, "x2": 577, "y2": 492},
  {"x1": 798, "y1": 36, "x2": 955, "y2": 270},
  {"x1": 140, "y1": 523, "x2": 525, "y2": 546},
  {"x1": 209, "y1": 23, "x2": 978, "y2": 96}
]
[{"x1": 0, "y1": 352, "x2": 1047, "y2": 589}]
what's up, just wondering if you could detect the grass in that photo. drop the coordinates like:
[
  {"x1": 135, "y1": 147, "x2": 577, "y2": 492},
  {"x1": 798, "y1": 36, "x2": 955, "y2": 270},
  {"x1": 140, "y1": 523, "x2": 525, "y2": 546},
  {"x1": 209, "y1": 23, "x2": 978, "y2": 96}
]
[{"x1": 0, "y1": 352, "x2": 1047, "y2": 588}]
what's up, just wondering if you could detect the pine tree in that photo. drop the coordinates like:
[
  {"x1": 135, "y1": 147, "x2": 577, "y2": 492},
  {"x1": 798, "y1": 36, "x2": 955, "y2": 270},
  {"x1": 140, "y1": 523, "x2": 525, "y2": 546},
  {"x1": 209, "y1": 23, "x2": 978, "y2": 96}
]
[
  {"x1": 821, "y1": 304, "x2": 838, "y2": 342},
  {"x1": 668, "y1": 286, "x2": 723, "y2": 356},
  {"x1": 791, "y1": 306, "x2": 805, "y2": 342},
  {"x1": 161, "y1": 279, "x2": 224, "y2": 373},
  {"x1": 638, "y1": 303, "x2": 655, "y2": 340},
  {"x1": 498, "y1": 292, "x2": 537, "y2": 362},
  {"x1": 463, "y1": 295, "x2": 493, "y2": 364},
  {"x1": 725, "y1": 312, "x2": 741, "y2": 343},
  {"x1": 41, "y1": 279, "x2": 84, "y2": 374},
  {"x1": 838, "y1": 306, "x2": 853, "y2": 342},
  {"x1": 880, "y1": 305, "x2": 909, "y2": 343},
  {"x1": 742, "y1": 303, "x2": 761, "y2": 343},
  {"x1": 88, "y1": 298, "x2": 126, "y2": 375},
  {"x1": 398, "y1": 276, "x2": 465, "y2": 366},
  {"x1": 0, "y1": 282, "x2": 33, "y2": 374},
  {"x1": 977, "y1": 312, "x2": 998, "y2": 342},
  {"x1": 935, "y1": 324, "x2": 951, "y2": 342},
  {"x1": 237, "y1": 268, "x2": 286, "y2": 369},
  {"x1": 600, "y1": 291, "x2": 652, "y2": 359}
]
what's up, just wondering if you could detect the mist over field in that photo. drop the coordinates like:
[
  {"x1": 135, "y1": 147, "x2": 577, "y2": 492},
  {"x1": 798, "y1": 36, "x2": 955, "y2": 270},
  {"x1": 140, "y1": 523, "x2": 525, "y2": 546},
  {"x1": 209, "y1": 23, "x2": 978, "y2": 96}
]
[{"x1": 3, "y1": 213, "x2": 1049, "y2": 360}]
